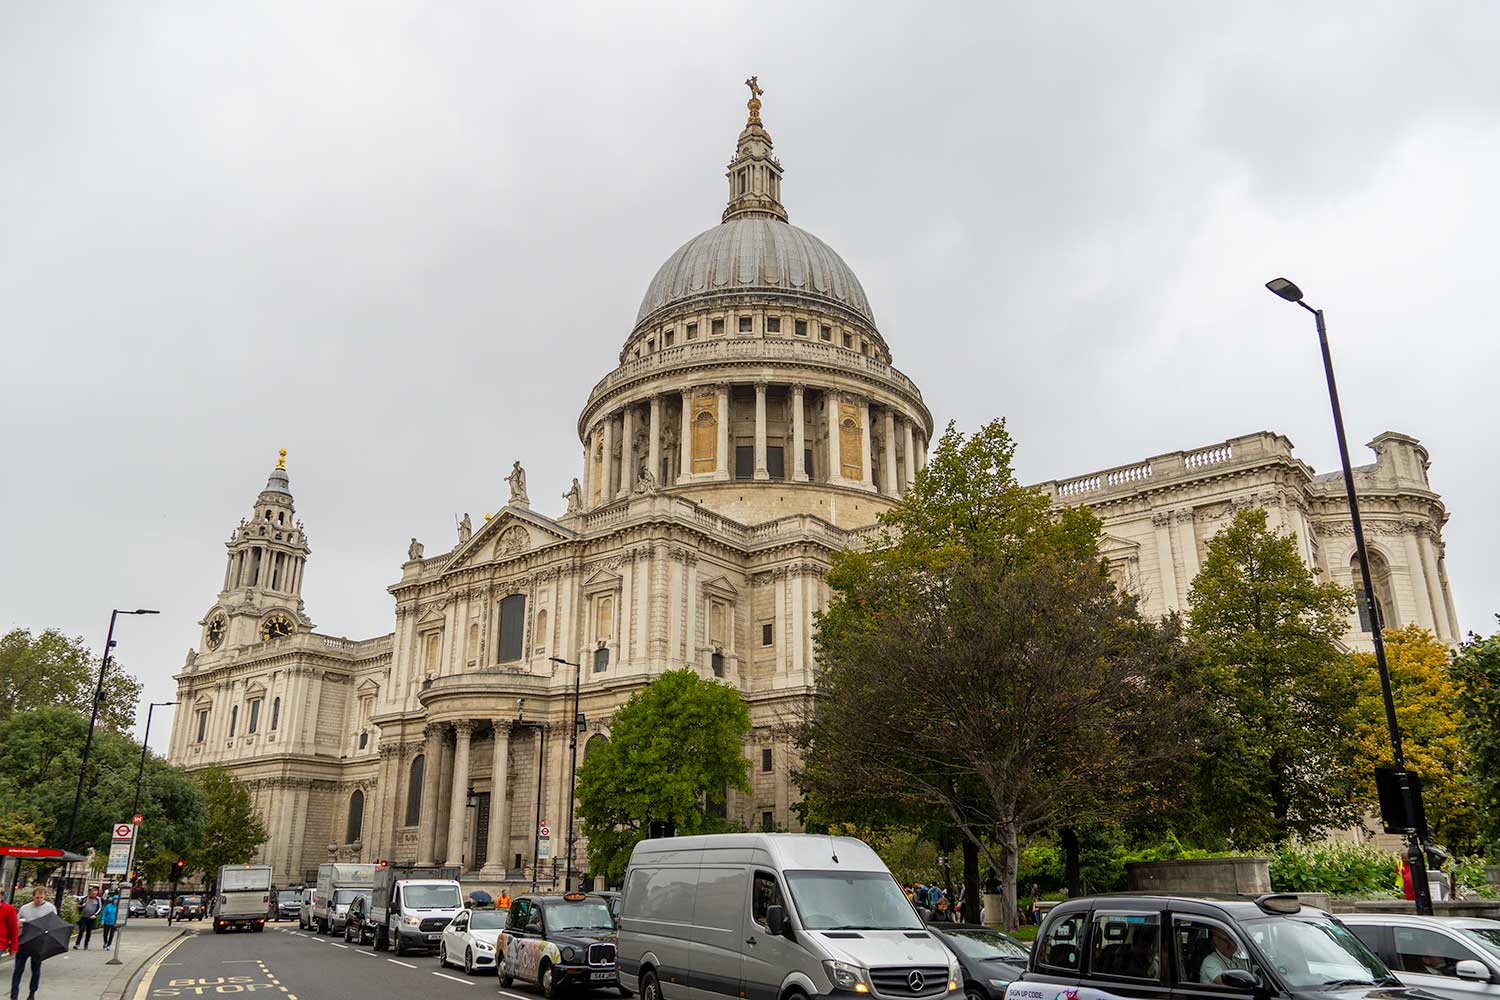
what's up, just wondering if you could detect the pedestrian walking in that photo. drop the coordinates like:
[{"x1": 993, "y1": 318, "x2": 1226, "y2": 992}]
[
  {"x1": 73, "y1": 888, "x2": 101, "y2": 950},
  {"x1": 12, "y1": 886, "x2": 57, "y2": 1000},
  {"x1": 0, "y1": 896, "x2": 18, "y2": 961},
  {"x1": 99, "y1": 896, "x2": 118, "y2": 949}
]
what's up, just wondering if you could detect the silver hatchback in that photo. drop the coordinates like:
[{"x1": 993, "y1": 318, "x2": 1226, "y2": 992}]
[{"x1": 1341, "y1": 913, "x2": 1500, "y2": 998}]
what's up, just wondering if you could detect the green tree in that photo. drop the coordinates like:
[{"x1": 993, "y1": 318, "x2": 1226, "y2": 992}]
[
  {"x1": 798, "y1": 420, "x2": 1199, "y2": 928},
  {"x1": 0, "y1": 628, "x2": 142, "y2": 732},
  {"x1": 192, "y1": 767, "x2": 269, "y2": 885},
  {"x1": 576, "y1": 669, "x2": 752, "y2": 880},
  {"x1": 1184, "y1": 507, "x2": 1360, "y2": 846},
  {"x1": 1450, "y1": 619, "x2": 1500, "y2": 849},
  {"x1": 1351, "y1": 626, "x2": 1478, "y2": 852}
]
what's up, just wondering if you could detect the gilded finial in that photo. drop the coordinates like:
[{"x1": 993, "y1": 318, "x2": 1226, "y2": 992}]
[
  {"x1": 744, "y1": 75, "x2": 763, "y2": 127},
  {"x1": 276, "y1": 447, "x2": 287, "y2": 470},
  {"x1": 484, "y1": 512, "x2": 492, "y2": 522}
]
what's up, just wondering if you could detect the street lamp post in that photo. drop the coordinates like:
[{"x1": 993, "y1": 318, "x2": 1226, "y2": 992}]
[
  {"x1": 549, "y1": 656, "x2": 585, "y2": 893},
  {"x1": 515, "y1": 700, "x2": 547, "y2": 892},
  {"x1": 132, "y1": 701, "x2": 180, "y2": 818},
  {"x1": 1265, "y1": 278, "x2": 1434, "y2": 915},
  {"x1": 60, "y1": 608, "x2": 158, "y2": 900}
]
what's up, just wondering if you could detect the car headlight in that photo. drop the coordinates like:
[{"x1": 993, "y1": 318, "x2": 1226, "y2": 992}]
[
  {"x1": 562, "y1": 946, "x2": 576, "y2": 962},
  {"x1": 823, "y1": 960, "x2": 870, "y2": 993},
  {"x1": 988, "y1": 981, "x2": 1011, "y2": 993},
  {"x1": 948, "y1": 961, "x2": 961, "y2": 992},
  {"x1": 403, "y1": 915, "x2": 421, "y2": 926},
  {"x1": 474, "y1": 940, "x2": 495, "y2": 952}
]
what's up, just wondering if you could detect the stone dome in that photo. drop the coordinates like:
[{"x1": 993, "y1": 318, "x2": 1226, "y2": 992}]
[{"x1": 635, "y1": 218, "x2": 875, "y2": 329}]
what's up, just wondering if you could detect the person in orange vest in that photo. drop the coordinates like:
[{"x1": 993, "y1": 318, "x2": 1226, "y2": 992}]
[{"x1": 497, "y1": 890, "x2": 512, "y2": 910}]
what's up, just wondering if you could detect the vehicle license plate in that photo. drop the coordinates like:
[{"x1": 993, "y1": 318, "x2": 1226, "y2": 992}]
[
  {"x1": 591, "y1": 972, "x2": 615, "y2": 981},
  {"x1": 427, "y1": 934, "x2": 440, "y2": 942}
]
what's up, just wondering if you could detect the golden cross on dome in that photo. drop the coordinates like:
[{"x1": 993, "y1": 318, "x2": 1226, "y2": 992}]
[
  {"x1": 744, "y1": 75, "x2": 763, "y2": 126},
  {"x1": 745, "y1": 76, "x2": 762, "y2": 100},
  {"x1": 276, "y1": 447, "x2": 287, "y2": 470}
]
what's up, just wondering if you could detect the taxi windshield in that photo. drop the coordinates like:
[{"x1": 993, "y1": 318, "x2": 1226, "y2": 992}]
[
  {"x1": 1241, "y1": 915, "x2": 1396, "y2": 990},
  {"x1": 545, "y1": 900, "x2": 614, "y2": 933}
]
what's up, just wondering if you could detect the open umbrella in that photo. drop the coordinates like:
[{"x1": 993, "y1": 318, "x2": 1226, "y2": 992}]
[
  {"x1": 18, "y1": 911, "x2": 73, "y2": 962},
  {"x1": 468, "y1": 890, "x2": 493, "y2": 906}
]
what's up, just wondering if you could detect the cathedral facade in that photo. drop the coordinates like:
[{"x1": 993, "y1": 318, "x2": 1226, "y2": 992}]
[{"x1": 166, "y1": 87, "x2": 1461, "y2": 886}]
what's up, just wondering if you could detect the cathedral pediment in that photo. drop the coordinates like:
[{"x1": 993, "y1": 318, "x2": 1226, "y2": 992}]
[{"x1": 444, "y1": 505, "x2": 577, "y2": 573}]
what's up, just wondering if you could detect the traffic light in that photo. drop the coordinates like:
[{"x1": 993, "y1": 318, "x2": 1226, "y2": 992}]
[{"x1": 171, "y1": 859, "x2": 187, "y2": 881}]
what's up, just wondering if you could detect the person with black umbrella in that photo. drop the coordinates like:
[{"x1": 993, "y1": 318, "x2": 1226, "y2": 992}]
[{"x1": 12, "y1": 886, "x2": 59, "y2": 1000}]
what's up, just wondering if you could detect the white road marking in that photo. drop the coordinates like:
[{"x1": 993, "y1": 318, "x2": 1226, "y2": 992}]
[
  {"x1": 388, "y1": 958, "x2": 418, "y2": 968},
  {"x1": 356, "y1": 950, "x2": 377, "y2": 957},
  {"x1": 332, "y1": 942, "x2": 349, "y2": 948},
  {"x1": 224, "y1": 960, "x2": 261, "y2": 963},
  {"x1": 499, "y1": 991, "x2": 538, "y2": 1000},
  {"x1": 434, "y1": 972, "x2": 475, "y2": 985}
]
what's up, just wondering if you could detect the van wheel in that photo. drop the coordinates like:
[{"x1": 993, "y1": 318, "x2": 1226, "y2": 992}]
[
  {"x1": 641, "y1": 970, "x2": 662, "y2": 1000},
  {"x1": 540, "y1": 962, "x2": 558, "y2": 999},
  {"x1": 392, "y1": 931, "x2": 407, "y2": 957},
  {"x1": 966, "y1": 990, "x2": 986, "y2": 1000},
  {"x1": 374, "y1": 926, "x2": 389, "y2": 952}
]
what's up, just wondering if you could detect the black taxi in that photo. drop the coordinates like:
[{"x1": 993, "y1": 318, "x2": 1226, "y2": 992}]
[
  {"x1": 1005, "y1": 893, "x2": 1443, "y2": 1000},
  {"x1": 498, "y1": 892, "x2": 623, "y2": 998}
]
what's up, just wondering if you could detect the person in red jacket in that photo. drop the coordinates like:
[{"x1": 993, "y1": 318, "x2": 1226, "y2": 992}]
[{"x1": 0, "y1": 897, "x2": 18, "y2": 958}]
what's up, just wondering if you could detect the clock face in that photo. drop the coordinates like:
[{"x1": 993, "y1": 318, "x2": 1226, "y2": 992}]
[
  {"x1": 260, "y1": 613, "x2": 295, "y2": 641},
  {"x1": 205, "y1": 615, "x2": 226, "y2": 650}
]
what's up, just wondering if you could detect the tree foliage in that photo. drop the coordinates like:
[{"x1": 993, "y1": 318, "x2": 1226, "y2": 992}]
[
  {"x1": 192, "y1": 766, "x2": 268, "y2": 884},
  {"x1": 797, "y1": 419, "x2": 1198, "y2": 928},
  {"x1": 1184, "y1": 508, "x2": 1360, "y2": 846},
  {"x1": 576, "y1": 669, "x2": 752, "y2": 880},
  {"x1": 1351, "y1": 625, "x2": 1478, "y2": 852},
  {"x1": 1450, "y1": 620, "x2": 1500, "y2": 850},
  {"x1": 0, "y1": 628, "x2": 142, "y2": 732}
]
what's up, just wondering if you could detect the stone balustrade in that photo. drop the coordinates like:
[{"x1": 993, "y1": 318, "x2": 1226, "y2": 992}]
[{"x1": 1038, "y1": 432, "x2": 1296, "y2": 504}]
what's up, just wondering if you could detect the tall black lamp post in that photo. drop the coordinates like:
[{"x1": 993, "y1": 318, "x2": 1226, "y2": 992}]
[
  {"x1": 1265, "y1": 278, "x2": 1434, "y2": 914},
  {"x1": 549, "y1": 656, "x2": 585, "y2": 892},
  {"x1": 132, "y1": 700, "x2": 180, "y2": 818},
  {"x1": 60, "y1": 608, "x2": 158, "y2": 897}
]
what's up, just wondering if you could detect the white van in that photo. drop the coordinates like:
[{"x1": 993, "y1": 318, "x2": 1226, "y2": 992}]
[{"x1": 618, "y1": 833, "x2": 958, "y2": 1000}]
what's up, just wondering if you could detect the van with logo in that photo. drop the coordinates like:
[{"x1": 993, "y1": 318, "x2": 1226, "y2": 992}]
[{"x1": 617, "y1": 833, "x2": 958, "y2": 1000}]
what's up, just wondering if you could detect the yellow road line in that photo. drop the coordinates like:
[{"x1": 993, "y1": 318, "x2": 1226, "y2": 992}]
[{"x1": 130, "y1": 933, "x2": 193, "y2": 1000}]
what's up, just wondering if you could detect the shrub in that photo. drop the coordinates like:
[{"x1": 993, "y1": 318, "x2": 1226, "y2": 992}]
[
  {"x1": 1450, "y1": 855, "x2": 1498, "y2": 899},
  {"x1": 1269, "y1": 842, "x2": 1399, "y2": 897}
]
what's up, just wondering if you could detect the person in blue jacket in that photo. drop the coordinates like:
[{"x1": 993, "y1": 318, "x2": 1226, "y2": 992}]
[{"x1": 99, "y1": 896, "x2": 119, "y2": 949}]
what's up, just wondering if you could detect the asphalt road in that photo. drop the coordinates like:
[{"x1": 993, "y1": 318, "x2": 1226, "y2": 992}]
[{"x1": 133, "y1": 920, "x2": 544, "y2": 1000}]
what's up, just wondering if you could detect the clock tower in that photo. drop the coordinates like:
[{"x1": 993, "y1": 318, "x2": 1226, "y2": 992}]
[{"x1": 200, "y1": 448, "x2": 314, "y2": 653}]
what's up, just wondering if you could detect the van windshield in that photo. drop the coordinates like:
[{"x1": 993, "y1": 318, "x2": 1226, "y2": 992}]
[
  {"x1": 403, "y1": 885, "x2": 462, "y2": 909},
  {"x1": 784, "y1": 870, "x2": 923, "y2": 931}
]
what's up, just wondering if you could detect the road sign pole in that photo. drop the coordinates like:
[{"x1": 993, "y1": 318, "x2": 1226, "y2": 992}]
[{"x1": 107, "y1": 820, "x2": 139, "y2": 966}]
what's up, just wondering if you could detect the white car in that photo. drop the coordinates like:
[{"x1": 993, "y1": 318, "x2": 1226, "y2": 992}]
[
  {"x1": 437, "y1": 907, "x2": 507, "y2": 976},
  {"x1": 1342, "y1": 914, "x2": 1500, "y2": 997}
]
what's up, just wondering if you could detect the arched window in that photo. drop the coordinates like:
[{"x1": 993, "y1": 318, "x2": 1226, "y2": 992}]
[
  {"x1": 711, "y1": 651, "x2": 725, "y2": 678},
  {"x1": 593, "y1": 646, "x2": 610, "y2": 673},
  {"x1": 346, "y1": 789, "x2": 365, "y2": 843},
  {"x1": 247, "y1": 699, "x2": 261, "y2": 734},
  {"x1": 270, "y1": 697, "x2": 281, "y2": 731},
  {"x1": 1353, "y1": 550, "x2": 1396, "y2": 632},
  {"x1": 405, "y1": 755, "x2": 425, "y2": 827},
  {"x1": 229, "y1": 705, "x2": 239, "y2": 737},
  {"x1": 585, "y1": 733, "x2": 607, "y2": 760},
  {"x1": 497, "y1": 594, "x2": 526, "y2": 662}
]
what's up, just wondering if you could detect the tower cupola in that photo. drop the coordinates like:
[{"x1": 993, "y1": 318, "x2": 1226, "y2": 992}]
[{"x1": 722, "y1": 76, "x2": 788, "y2": 223}]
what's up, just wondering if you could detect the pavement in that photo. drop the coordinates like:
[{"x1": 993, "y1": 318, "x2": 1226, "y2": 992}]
[
  {"x1": 128, "y1": 920, "x2": 571, "y2": 1000},
  {"x1": 1, "y1": 918, "x2": 187, "y2": 1000}
]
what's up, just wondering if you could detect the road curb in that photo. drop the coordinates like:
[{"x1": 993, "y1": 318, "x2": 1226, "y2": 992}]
[{"x1": 100, "y1": 927, "x2": 189, "y2": 1000}]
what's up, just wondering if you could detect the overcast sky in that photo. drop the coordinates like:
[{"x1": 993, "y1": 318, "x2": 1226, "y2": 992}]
[{"x1": 4, "y1": 2, "x2": 1497, "y2": 749}]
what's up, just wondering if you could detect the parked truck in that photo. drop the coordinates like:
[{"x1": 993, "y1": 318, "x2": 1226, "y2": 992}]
[
  {"x1": 311, "y1": 862, "x2": 376, "y2": 935},
  {"x1": 211, "y1": 864, "x2": 273, "y2": 933},
  {"x1": 368, "y1": 864, "x2": 463, "y2": 957}
]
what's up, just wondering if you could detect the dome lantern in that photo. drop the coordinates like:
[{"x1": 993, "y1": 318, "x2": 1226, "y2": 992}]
[{"x1": 722, "y1": 76, "x2": 788, "y2": 224}]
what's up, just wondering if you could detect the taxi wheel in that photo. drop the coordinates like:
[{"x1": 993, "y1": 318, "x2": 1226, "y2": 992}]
[
  {"x1": 464, "y1": 948, "x2": 475, "y2": 976},
  {"x1": 540, "y1": 962, "x2": 559, "y2": 999},
  {"x1": 502, "y1": 971, "x2": 515, "y2": 988}
]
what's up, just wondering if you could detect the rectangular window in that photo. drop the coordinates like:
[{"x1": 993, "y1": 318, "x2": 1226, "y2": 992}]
[
  {"x1": 711, "y1": 651, "x2": 725, "y2": 678},
  {"x1": 1090, "y1": 911, "x2": 1161, "y2": 981},
  {"x1": 805, "y1": 449, "x2": 814, "y2": 478},
  {"x1": 735, "y1": 445, "x2": 754, "y2": 480},
  {"x1": 1039, "y1": 912, "x2": 1086, "y2": 972},
  {"x1": 593, "y1": 646, "x2": 610, "y2": 673},
  {"x1": 711, "y1": 318, "x2": 724, "y2": 336},
  {"x1": 761, "y1": 748, "x2": 773, "y2": 772},
  {"x1": 664, "y1": 331, "x2": 674, "y2": 347},
  {"x1": 820, "y1": 325, "x2": 832, "y2": 341},
  {"x1": 761, "y1": 623, "x2": 773, "y2": 647},
  {"x1": 766, "y1": 446, "x2": 785, "y2": 480},
  {"x1": 270, "y1": 698, "x2": 280, "y2": 731},
  {"x1": 752, "y1": 871, "x2": 784, "y2": 925},
  {"x1": 196, "y1": 710, "x2": 209, "y2": 743},
  {"x1": 739, "y1": 316, "x2": 753, "y2": 333},
  {"x1": 794, "y1": 319, "x2": 807, "y2": 337},
  {"x1": 842, "y1": 332, "x2": 852, "y2": 348},
  {"x1": 686, "y1": 323, "x2": 698, "y2": 340},
  {"x1": 646, "y1": 338, "x2": 654, "y2": 352},
  {"x1": 1393, "y1": 926, "x2": 1481, "y2": 978},
  {"x1": 248, "y1": 699, "x2": 261, "y2": 734},
  {"x1": 766, "y1": 316, "x2": 781, "y2": 333},
  {"x1": 761, "y1": 811, "x2": 775, "y2": 833},
  {"x1": 497, "y1": 594, "x2": 527, "y2": 662}
]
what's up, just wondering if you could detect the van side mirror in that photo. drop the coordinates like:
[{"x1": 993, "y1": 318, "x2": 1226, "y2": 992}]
[
  {"x1": 1219, "y1": 970, "x2": 1261, "y2": 991},
  {"x1": 766, "y1": 905, "x2": 787, "y2": 936},
  {"x1": 1456, "y1": 960, "x2": 1490, "y2": 982}
]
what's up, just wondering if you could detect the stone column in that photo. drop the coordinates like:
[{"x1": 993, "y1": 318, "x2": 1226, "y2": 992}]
[
  {"x1": 882, "y1": 408, "x2": 898, "y2": 495},
  {"x1": 715, "y1": 383, "x2": 731, "y2": 480},
  {"x1": 1416, "y1": 531, "x2": 1454, "y2": 643},
  {"x1": 791, "y1": 384, "x2": 808, "y2": 482},
  {"x1": 417, "y1": 723, "x2": 445, "y2": 865},
  {"x1": 753, "y1": 381, "x2": 769, "y2": 480},
  {"x1": 1400, "y1": 530, "x2": 1437, "y2": 634},
  {"x1": 859, "y1": 397, "x2": 874, "y2": 489},
  {"x1": 648, "y1": 395, "x2": 662, "y2": 486},
  {"x1": 581, "y1": 431, "x2": 593, "y2": 511},
  {"x1": 445, "y1": 721, "x2": 475, "y2": 866},
  {"x1": 679, "y1": 388, "x2": 693, "y2": 482},
  {"x1": 484, "y1": 722, "x2": 513, "y2": 875},
  {"x1": 903, "y1": 418, "x2": 917, "y2": 489},
  {"x1": 600, "y1": 414, "x2": 616, "y2": 502},
  {"x1": 1151, "y1": 512, "x2": 1181, "y2": 612},
  {"x1": 917, "y1": 433, "x2": 928, "y2": 471},
  {"x1": 826, "y1": 392, "x2": 841, "y2": 484},
  {"x1": 1175, "y1": 510, "x2": 1201, "y2": 583},
  {"x1": 619, "y1": 404, "x2": 636, "y2": 498}
]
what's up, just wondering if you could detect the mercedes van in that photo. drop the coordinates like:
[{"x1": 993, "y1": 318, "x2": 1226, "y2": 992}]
[{"x1": 618, "y1": 833, "x2": 958, "y2": 1000}]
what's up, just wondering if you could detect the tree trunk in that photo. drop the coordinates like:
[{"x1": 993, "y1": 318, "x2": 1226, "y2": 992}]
[
  {"x1": 962, "y1": 838, "x2": 981, "y2": 925},
  {"x1": 998, "y1": 823, "x2": 1020, "y2": 931},
  {"x1": 1061, "y1": 826, "x2": 1082, "y2": 898}
]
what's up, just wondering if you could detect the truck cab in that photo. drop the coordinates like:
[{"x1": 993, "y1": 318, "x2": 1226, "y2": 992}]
[
  {"x1": 211, "y1": 864, "x2": 273, "y2": 934},
  {"x1": 369, "y1": 865, "x2": 463, "y2": 957}
]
